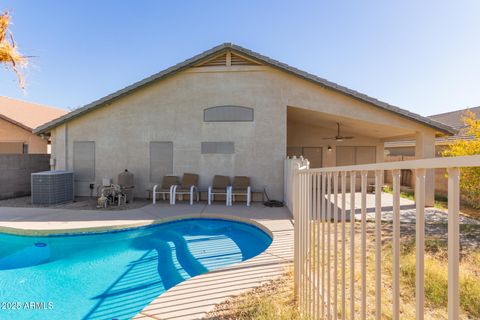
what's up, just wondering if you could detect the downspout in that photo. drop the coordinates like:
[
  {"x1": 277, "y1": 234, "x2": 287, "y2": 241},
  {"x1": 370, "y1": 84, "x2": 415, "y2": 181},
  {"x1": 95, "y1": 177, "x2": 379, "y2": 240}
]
[{"x1": 65, "y1": 122, "x2": 69, "y2": 170}]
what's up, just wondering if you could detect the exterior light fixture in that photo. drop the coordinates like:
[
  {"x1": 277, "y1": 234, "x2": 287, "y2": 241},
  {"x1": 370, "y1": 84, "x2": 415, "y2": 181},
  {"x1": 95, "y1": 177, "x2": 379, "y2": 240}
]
[{"x1": 328, "y1": 146, "x2": 332, "y2": 152}]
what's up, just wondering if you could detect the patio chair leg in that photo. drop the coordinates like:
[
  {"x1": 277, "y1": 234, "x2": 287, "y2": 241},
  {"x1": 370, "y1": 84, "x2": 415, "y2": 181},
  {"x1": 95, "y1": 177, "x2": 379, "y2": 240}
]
[
  {"x1": 170, "y1": 185, "x2": 177, "y2": 205},
  {"x1": 153, "y1": 185, "x2": 158, "y2": 204},
  {"x1": 190, "y1": 186, "x2": 194, "y2": 205},
  {"x1": 229, "y1": 188, "x2": 232, "y2": 206}
]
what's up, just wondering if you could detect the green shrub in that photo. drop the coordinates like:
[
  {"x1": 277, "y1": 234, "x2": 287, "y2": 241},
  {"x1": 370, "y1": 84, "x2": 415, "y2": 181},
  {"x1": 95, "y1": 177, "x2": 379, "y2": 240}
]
[{"x1": 442, "y1": 111, "x2": 480, "y2": 209}]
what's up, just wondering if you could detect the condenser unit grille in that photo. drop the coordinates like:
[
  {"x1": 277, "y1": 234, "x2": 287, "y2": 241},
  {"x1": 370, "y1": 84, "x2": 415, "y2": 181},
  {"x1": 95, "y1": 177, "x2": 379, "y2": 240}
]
[{"x1": 31, "y1": 171, "x2": 74, "y2": 204}]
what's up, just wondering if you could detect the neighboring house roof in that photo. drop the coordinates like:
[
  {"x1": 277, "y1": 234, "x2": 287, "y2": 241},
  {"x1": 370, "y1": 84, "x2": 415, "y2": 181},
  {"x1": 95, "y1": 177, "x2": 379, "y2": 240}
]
[
  {"x1": 386, "y1": 106, "x2": 480, "y2": 148},
  {"x1": 0, "y1": 96, "x2": 67, "y2": 131},
  {"x1": 33, "y1": 43, "x2": 455, "y2": 135},
  {"x1": 428, "y1": 106, "x2": 480, "y2": 131}
]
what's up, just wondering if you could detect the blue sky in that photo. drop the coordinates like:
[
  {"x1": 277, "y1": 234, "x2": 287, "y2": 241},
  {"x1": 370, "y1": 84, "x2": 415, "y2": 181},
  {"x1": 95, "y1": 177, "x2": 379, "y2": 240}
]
[{"x1": 1, "y1": 1, "x2": 479, "y2": 116}]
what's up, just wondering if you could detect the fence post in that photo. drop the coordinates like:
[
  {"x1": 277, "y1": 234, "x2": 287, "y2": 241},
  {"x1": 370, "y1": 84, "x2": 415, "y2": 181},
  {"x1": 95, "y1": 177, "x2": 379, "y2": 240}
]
[
  {"x1": 374, "y1": 170, "x2": 383, "y2": 320},
  {"x1": 415, "y1": 168, "x2": 426, "y2": 320},
  {"x1": 447, "y1": 167, "x2": 460, "y2": 320},
  {"x1": 349, "y1": 171, "x2": 356, "y2": 320},
  {"x1": 360, "y1": 170, "x2": 368, "y2": 320},
  {"x1": 392, "y1": 169, "x2": 401, "y2": 320},
  {"x1": 341, "y1": 171, "x2": 347, "y2": 320},
  {"x1": 293, "y1": 169, "x2": 299, "y2": 299}
]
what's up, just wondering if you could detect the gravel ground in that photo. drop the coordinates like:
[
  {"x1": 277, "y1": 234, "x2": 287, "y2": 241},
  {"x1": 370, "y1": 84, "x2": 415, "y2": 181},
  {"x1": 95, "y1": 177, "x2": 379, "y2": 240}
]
[
  {"x1": 360, "y1": 207, "x2": 480, "y2": 225},
  {"x1": 0, "y1": 196, "x2": 151, "y2": 210},
  {"x1": 360, "y1": 208, "x2": 480, "y2": 251}
]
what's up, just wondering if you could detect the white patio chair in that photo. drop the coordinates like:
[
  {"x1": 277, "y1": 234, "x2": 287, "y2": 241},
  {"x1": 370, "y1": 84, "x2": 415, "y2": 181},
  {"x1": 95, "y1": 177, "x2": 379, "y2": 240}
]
[
  {"x1": 172, "y1": 173, "x2": 199, "y2": 205},
  {"x1": 152, "y1": 176, "x2": 179, "y2": 204},
  {"x1": 208, "y1": 175, "x2": 231, "y2": 206},
  {"x1": 230, "y1": 176, "x2": 251, "y2": 206}
]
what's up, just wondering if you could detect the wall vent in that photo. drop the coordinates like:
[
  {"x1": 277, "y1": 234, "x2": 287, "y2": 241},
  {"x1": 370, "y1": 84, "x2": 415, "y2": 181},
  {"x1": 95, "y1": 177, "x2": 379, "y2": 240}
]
[
  {"x1": 230, "y1": 53, "x2": 258, "y2": 65},
  {"x1": 195, "y1": 51, "x2": 261, "y2": 67}
]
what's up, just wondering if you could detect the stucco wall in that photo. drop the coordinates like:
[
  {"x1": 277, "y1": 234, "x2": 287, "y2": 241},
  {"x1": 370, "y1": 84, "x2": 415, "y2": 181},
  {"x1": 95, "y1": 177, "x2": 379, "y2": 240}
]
[
  {"x1": 0, "y1": 118, "x2": 48, "y2": 154},
  {"x1": 51, "y1": 67, "x2": 286, "y2": 199},
  {"x1": 50, "y1": 65, "x2": 437, "y2": 200}
]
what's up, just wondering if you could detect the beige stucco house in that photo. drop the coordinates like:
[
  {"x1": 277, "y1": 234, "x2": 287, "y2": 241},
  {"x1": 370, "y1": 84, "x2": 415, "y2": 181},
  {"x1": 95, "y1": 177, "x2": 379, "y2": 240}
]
[
  {"x1": 0, "y1": 96, "x2": 67, "y2": 154},
  {"x1": 34, "y1": 43, "x2": 454, "y2": 204}
]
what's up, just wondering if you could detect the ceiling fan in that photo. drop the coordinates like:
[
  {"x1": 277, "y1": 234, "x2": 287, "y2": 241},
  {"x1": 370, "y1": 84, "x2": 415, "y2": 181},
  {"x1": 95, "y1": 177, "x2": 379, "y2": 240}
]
[{"x1": 322, "y1": 123, "x2": 354, "y2": 141}]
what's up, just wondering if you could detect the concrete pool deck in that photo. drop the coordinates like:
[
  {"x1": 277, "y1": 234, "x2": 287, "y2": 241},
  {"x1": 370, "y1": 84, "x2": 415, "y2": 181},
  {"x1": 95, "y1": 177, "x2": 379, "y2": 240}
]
[{"x1": 0, "y1": 202, "x2": 294, "y2": 319}]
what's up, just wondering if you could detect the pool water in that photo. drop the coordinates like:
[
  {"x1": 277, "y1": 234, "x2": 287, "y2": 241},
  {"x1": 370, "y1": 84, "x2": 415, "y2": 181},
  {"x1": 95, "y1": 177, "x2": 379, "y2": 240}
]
[{"x1": 0, "y1": 218, "x2": 272, "y2": 320}]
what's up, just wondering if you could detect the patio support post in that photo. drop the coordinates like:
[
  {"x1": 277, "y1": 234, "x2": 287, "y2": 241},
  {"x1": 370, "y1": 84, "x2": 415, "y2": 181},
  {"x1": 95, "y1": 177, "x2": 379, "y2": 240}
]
[
  {"x1": 376, "y1": 141, "x2": 385, "y2": 185},
  {"x1": 415, "y1": 132, "x2": 435, "y2": 206}
]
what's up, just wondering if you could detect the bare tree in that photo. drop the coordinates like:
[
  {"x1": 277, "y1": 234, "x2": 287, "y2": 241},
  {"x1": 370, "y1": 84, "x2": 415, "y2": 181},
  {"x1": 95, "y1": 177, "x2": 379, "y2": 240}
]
[{"x1": 0, "y1": 11, "x2": 27, "y2": 88}]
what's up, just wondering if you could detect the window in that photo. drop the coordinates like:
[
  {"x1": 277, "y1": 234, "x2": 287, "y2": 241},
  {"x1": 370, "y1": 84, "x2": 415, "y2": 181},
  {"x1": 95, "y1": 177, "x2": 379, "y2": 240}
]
[
  {"x1": 204, "y1": 106, "x2": 254, "y2": 122},
  {"x1": 73, "y1": 141, "x2": 95, "y2": 181},
  {"x1": 22, "y1": 143, "x2": 28, "y2": 154},
  {"x1": 201, "y1": 142, "x2": 235, "y2": 154},
  {"x1": 150, "y1": 142, "x2": 173, "y2": 183}
]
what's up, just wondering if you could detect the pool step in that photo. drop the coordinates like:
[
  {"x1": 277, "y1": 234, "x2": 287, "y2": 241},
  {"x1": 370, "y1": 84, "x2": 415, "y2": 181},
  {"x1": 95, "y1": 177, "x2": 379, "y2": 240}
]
[{"x1": 157, "y1": 230, "x2": 208, "y2": 279}]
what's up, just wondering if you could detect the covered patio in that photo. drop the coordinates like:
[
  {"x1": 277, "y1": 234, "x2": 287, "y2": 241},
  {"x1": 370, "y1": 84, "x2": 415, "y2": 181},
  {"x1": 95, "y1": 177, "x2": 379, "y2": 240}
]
[{"x1": 286, "y1": 105, "x2": 447, "y2": 205}]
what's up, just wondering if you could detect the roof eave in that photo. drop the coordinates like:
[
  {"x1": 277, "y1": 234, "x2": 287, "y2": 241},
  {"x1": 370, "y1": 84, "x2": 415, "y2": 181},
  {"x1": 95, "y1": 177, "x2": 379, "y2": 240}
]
[{"x1": 0, "y1": 114, "x2": 33, "y2": 132}]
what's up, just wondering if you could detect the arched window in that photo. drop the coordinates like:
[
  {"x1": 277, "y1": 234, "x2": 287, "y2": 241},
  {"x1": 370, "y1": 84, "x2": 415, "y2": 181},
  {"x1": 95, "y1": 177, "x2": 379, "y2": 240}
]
[{"x1": 204, "y1": 106, "x2": 254, "y2": 122}]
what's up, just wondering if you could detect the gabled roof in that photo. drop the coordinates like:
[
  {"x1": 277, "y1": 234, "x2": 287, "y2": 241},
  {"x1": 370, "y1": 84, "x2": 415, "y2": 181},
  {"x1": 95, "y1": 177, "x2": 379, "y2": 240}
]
[
  {"x1": 0, "y1": 96, "x2": 67, "y2": 131},
  {"x1": 428, "y1": 106, "x2": 480, "y2": 131},
  {"x1": 0, "y1": 113, "x2": 32, "y2": 132},
  {"x1": 34, "y1": 43, "x2": 456, "y2": 135},
  {"x1": 385, "y1": 106, "x2": 480, "y2": 148}
]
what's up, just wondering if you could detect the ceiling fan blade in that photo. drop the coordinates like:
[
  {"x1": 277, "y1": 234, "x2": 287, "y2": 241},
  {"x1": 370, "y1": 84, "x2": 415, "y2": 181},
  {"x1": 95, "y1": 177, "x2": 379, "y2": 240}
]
[
  {"x1": 335, "y1": 136, "x2": 355, "y2": 141},
  {"x1": 323, "y1": 124, "x2": 354, "y2": 140}
]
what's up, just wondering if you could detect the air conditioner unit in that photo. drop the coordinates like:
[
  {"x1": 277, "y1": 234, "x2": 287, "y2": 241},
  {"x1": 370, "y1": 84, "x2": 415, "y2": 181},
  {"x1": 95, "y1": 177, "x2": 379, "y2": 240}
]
[{"x1": 31, "y1": 170, "x2": 74, "y2": 204}]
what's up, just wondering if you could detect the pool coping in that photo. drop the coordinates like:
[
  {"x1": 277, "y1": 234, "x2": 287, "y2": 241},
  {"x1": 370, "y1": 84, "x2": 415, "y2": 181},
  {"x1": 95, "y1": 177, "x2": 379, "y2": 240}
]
[{"x1": 0, "y1": 214, "x2": 274, "y2": 238}]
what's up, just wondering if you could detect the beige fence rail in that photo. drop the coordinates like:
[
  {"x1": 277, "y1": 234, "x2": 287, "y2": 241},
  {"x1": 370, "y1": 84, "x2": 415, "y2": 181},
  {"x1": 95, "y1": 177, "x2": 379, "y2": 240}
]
[{"x1": 293, "y1": 155, "x2": 480, "y2": 320}]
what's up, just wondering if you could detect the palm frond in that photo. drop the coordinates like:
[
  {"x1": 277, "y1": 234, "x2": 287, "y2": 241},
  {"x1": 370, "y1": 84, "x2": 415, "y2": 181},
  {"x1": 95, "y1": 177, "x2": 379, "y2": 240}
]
[{"x1": 0, "y1": 11, "x2": 27, "y2": 88}]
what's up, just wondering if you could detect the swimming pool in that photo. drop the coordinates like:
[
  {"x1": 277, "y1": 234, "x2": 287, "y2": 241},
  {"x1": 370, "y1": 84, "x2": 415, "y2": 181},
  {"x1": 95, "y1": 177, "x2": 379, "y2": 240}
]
[{"x1": 0, "y1": 218, "x2": 272, "y2": 320}]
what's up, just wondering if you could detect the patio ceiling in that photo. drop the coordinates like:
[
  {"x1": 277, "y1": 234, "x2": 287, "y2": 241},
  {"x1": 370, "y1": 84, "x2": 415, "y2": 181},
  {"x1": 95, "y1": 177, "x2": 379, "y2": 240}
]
[{"x1": 287, "y1": 106, "x2": 417, "y2": 141}]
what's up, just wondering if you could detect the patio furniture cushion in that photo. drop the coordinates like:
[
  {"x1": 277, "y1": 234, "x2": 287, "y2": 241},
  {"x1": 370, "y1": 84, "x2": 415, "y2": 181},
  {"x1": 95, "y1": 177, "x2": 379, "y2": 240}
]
[
  {"x1": 232, "y1": 176, "x2": 250, "y2": 192},
  {"x1": 176, "y1": 173, "x2": 199, "y2": 192},
  {"x1": 212, "y1": 175, "x2": 230, "y2": 191},
  {"x1": 161, "y1": 175, "x2": 179, "y2": 190}
]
